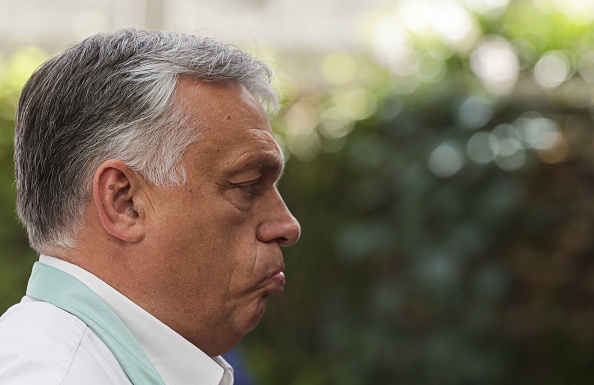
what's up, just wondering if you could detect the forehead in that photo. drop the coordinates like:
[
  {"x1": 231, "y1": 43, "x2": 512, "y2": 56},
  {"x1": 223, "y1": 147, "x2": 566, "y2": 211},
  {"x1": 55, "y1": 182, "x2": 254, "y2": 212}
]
[{"x1": 175, "y1": 78, "x2": 283, "y2": 173}]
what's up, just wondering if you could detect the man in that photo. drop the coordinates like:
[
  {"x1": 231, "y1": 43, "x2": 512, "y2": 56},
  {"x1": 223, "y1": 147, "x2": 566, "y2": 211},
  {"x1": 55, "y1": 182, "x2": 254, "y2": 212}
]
[{"x1": 0, "y1": 28, "x2": 300, "y2": 385}]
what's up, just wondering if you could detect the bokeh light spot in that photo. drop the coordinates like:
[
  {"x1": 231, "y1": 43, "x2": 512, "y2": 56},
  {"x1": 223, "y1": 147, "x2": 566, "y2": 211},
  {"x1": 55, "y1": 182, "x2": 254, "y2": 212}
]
[
  {"x1": 515, "y1": 115, "x2": 562, "y2": 150},
  {"x1": 434, "y1": 1, "x2": 475, "y2": 48},
  {"x1": 428, "y1": 142, "x2": 465, "y2": 177},
  {"x1": 538, "y1": 134, "x2": 570, "y2": 163},
  {"x1": 467, "y1": 131, "x2": 496, "y2": 164},
  {"x1": 579, "y1": 51, "x2": 594, "y2": 82},
  {"x1": 458, "y1": 95, "x2": 494, "y2": 129},
  {"x1": 372, "y1": 18, "x2": 417, "y2": 77},
  {"x1": 464, "y1": 0, "x2": 511, "y2": 16},
  {"x1": 1, "y1": 46, "x2": 47, "y2": 93},
  {"x1": 321, "y1": 53, "x2": 357, "y2": 86},
  {"x1": 494, "y1": 146, "x2": 526, "y2": 171},
  {"x1": 331, "y1": 88, "x2": 378, "y2": 121},
  {"x1": 470, "y1": 36, "x2": 519, "y2": 95},
  {"x1": 417, "y1": 56, "x2": 447, "y2": 83},
  {"x1": 534, "y1": 51, "x2": 571, "y2": 88}
]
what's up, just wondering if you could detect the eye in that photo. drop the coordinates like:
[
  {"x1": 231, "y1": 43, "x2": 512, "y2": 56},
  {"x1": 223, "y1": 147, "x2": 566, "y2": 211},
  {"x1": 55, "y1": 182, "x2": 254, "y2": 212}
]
[
  {"x1": 235, "y1": 179, "x2": 261, "y2": 197},
  {"x1": 237, "y1": 183, "x2": 255, "y2": 196}
]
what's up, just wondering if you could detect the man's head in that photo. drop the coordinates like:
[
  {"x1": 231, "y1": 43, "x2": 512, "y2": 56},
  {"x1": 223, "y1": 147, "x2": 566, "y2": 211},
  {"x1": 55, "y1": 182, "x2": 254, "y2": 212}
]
[
  {"x1": 15, "y1": 28, "x2": 279, "y2": 252},
  {"x1": 14, "y1": 29, "x2": 301, "y2": 355}
]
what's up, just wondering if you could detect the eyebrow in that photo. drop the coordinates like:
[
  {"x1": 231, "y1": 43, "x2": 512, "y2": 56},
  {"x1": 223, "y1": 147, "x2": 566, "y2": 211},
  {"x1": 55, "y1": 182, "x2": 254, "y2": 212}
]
[{"x1": 227, "y1": 150, "x2": 285, "y2": 178}]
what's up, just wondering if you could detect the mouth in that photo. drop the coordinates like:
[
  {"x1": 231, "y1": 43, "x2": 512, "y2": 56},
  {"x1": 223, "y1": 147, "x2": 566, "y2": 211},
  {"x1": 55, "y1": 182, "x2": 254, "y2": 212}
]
[
  {"x1": 268, "y1": 271, "x2": 285, "y2": 294},
  {"x1": 271, "y1": 271, "x2": 285, "y2": 286}
]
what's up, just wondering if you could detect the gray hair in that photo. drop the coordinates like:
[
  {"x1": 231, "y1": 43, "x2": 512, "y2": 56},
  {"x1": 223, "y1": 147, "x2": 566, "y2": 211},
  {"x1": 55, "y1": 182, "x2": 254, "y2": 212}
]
[{"x1": 14, "y1": 28, "x2": 279, "y2": 252}]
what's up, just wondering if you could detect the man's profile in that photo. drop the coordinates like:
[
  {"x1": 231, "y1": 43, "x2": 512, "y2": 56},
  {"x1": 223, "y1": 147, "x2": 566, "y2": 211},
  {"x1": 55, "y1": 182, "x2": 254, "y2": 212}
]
[{"x1": 0, "y1": 28, "x2": 300, "y2": 385}]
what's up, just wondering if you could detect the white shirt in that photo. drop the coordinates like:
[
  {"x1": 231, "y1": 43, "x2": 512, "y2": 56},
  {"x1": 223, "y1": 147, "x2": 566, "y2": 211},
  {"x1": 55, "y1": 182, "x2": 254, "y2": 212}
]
[{"x1": 0, "y1": 255, "x2": 234, "y2": 385}]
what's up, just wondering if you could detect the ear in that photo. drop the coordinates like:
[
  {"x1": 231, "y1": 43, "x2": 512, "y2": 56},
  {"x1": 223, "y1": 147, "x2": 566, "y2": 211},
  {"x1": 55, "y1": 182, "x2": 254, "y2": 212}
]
[{"x1": 92, "y1": 159, "x2": 146, "y2": 243}]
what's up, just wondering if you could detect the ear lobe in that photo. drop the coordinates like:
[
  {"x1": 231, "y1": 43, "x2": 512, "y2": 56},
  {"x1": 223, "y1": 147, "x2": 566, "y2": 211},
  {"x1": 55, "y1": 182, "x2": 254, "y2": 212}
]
[{"x1": 93, "y1": 159, "x2": 145, "y2": 243}]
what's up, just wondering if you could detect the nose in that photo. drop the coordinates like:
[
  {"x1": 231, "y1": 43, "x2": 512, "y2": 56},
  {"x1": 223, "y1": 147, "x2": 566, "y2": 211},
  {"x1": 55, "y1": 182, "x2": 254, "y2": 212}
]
[{"x1": 256, "y1": 189, "x2": 301, "y2": 246}]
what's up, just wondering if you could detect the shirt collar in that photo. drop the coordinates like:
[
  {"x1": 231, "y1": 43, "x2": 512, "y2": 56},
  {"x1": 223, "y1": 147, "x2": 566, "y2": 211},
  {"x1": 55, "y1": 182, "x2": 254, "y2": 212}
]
[{"x1": 39, "y1": 255, "x2": 234, "y2": 385}]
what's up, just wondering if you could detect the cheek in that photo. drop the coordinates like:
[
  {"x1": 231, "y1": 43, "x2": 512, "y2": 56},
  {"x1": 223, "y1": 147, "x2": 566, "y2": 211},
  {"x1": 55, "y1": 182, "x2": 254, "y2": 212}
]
[
  {"x1": 156, "y1": 189, "x2": 258, "y2": 277},
  {"x1": 224, "y1": 244, "x2": 263, "y2": 299}
]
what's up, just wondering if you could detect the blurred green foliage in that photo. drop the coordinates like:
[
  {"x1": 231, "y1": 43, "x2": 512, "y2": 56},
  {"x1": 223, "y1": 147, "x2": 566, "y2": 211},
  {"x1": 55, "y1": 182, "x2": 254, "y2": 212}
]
[
  {"x1": 244, "y1": 1, "x2": 594, "y2": 384},
  {"x1": 2, "y1": 1, "x2": 594, "y2": 384},
  {"x1": 0, "y1": 46, "x2": 43, "y2": 312}
]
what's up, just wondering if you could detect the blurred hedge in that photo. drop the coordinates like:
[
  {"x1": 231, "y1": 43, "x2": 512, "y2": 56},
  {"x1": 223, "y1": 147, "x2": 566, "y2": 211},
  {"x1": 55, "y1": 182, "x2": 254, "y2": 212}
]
[
  {"x1": 0, "y1": 47, "x2": 43, "y2": 312},
  {"x1": 244, "y1": 1, "x2": 594, "y2": 384}
]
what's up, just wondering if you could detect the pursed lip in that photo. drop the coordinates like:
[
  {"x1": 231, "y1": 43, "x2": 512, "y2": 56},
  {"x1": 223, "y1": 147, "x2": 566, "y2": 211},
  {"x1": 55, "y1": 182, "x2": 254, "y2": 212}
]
[
  {"x1": 270, "y1": 271, "x2": 286, "y2": 288},
  {"x1": 261, "y1": 258, "x2": 285, "y2": 295},
  {"x1": 265, "y1": 265, "x2": 285, "y2": 294}
]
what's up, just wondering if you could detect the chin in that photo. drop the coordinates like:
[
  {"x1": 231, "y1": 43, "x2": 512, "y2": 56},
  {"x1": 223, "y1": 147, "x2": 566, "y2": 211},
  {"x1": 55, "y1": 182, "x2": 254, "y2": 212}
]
[
  {"x1": 206, "y1": 301, "x2": 268, "y2": 357},
  {"x1": 237, "y1": 298, "x2": 267, "y2": 336},
  {"x1": 250, "y1": 300, "x2": 268, "y2": 330}
]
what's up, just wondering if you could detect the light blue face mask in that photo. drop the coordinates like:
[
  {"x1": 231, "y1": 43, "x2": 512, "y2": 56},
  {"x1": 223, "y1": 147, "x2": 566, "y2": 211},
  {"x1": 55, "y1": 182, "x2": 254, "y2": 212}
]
[{"x1": 26, "y1": 262, "x2": 166, "y2": 385}]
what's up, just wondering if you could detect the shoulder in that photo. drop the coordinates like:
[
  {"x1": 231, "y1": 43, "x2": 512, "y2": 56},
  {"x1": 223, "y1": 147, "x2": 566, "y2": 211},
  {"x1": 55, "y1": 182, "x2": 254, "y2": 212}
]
[{"x1": 0, "y1": 298, "x2": 131, "y2": 385}]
